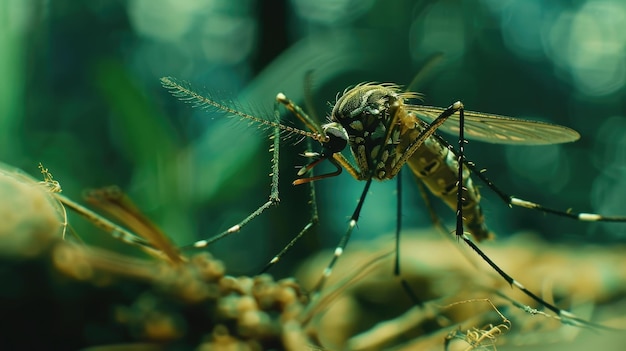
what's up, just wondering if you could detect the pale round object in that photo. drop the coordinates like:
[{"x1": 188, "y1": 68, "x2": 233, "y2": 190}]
[{"x1": 0, "y1": 163, "x2": 65, "y2": 256}]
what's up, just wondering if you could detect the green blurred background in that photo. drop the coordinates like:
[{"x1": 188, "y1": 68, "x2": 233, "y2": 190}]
[{"x1": 1, "y1": 0, "x2": 625, "y2": 278}]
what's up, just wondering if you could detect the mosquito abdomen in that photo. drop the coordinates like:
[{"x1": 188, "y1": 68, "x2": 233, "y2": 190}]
[{"x1": 403, "y1": 119, "x2": 493, "y2": 241}]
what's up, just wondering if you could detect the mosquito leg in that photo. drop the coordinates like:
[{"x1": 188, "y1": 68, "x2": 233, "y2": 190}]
[
  {"x1": 311, "y1": 178, "x2": 374, "y2": 297},
  {"x1": 394, "y1": 171, "x2": 402, "y2": 277},
  {"x1": 187, "y1": 93, "x2": 322, "y2": 272},
  {"x1": 455, "y1": 107, "x2": 467, "y2": 240},
  {"x1": 260, "y1": 137, "x2": 320, "y2": 273},
  {"x1": 463, "y1": 161, "x2": 626, "y2": 223},
  {"x1": 393, "y1": 172, "x2": 424, "y2": 304},
  {"x1": 367, "y1": 101, "x2": 466, "y2": 303},
  {"x1": 450, "y1": 106, "x2": 608, "y2": 329},
  {"x1": 277, "y1": 92, "x2": 378, "y2": 290},
  {"x1": 184, "y1": 101, "x2": 284, "y2": 251},
  {"x1": 276, "y1": 92, "x2": 324, "y2": 136},
  {"x1": 458, "y1": 232, "x2": 611, "y2": 328},
  {"x1": 414, "y1": 172, "x2": 486, "y2": 270},
  {"x1": 453, "y1": 105, "x2": 560, "y2": 319},
  {"x1": 258, "y1": 92, "x2": 332, "y2": 272},
  {"x1": 381, "y1": 100, "x2": 467, "y2": 301},
  {"x1": 453, "y1": 106, "x2": 559, "y2": 319}
]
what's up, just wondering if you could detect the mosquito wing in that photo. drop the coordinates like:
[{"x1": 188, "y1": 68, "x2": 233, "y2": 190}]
[{"x1": 407, "y1": 105, "x2": 580, "y2": 145}]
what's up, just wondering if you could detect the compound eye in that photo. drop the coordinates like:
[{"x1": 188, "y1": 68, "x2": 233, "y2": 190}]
[{"x1": 322, "y1": 122, "x2": 349, "y2": 154}]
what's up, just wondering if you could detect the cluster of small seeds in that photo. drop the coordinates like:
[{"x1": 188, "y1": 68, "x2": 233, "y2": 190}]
[{"x1": 115, "y1": 252, "x2": 311, "y2": 350}]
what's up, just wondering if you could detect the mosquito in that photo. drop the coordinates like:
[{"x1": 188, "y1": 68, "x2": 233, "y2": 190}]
[{"x1": 161, "y1": 77, "x2": 626, "y2": 328}]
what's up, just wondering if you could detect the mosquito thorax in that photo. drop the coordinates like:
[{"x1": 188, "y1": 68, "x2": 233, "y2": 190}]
[{"x1": 330, "y1": 83, "x2": 406, "y2": 180}]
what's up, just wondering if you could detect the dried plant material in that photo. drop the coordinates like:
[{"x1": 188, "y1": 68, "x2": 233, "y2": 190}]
[
  {"x1": 298, "y1": 231, "x2": 626, "y2": 350},
  {"x1": 84, "y1": 186, "x2": 182, "y2": 264},
  {"x1": 442, "y1": 299, "x2": 511, "y2": 351}
]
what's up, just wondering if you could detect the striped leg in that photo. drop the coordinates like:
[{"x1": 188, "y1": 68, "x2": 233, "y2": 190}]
[
  {"x1": 186, "y1": 95, "x2": 324, "y2": 274},
  {"x1": 184, "y1": 116, "x2": 282, "y2": 251},
  {"x1": 464, "y1": 159, "x2": 626, "y2": 223},
  {"x1": 452, "y1": 105, "x2": 612, "y2": 329}
]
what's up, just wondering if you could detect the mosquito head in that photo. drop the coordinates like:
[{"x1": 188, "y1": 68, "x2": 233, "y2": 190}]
[
  {"x1": 321, "y1": 122, "x2": 349, "y2": 155},
  {"x1": 292, "y1": 123, "x2": 348, "y2": 186}
]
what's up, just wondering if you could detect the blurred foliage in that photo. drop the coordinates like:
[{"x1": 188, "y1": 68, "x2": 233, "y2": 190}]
[{"x1": 1, "y1": 0, "x2": 626, "y2": 280}]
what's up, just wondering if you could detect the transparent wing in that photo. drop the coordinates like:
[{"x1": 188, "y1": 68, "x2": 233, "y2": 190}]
[{"x1": 407, "y1": 105, "x2": 580, "y2": 145}]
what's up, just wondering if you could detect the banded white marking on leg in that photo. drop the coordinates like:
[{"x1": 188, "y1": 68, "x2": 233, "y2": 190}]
[
  {"x1": 194, "y1": 240, "x2": 208, "y2": 248},
  {"x1": 323, "y1": 267, "x2": 332, "y2": 278},
  {"x1": 349, "y1": 219, "x2": 357, "y2": 228},
  {"x1": 579, "y1": 213, "x2": 602, "y2": 221},
  {"x1": 510, "y1": 197, "x2": 538, "y2": 209}
]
